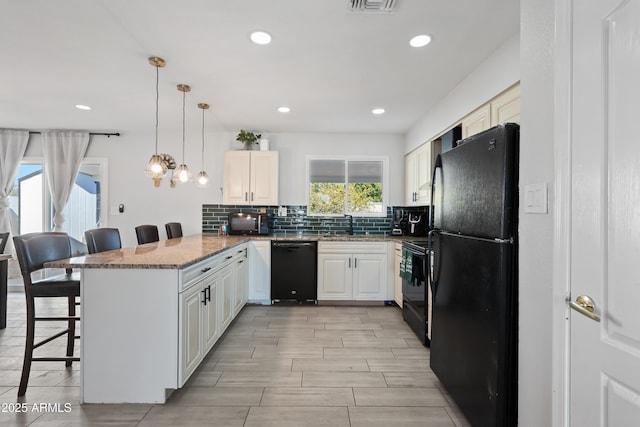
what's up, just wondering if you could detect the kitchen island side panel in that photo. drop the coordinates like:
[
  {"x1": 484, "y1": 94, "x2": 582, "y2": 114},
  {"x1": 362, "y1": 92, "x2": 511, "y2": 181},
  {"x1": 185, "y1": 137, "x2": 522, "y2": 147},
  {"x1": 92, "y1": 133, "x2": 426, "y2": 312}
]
[{"x1": 81, "y1": 268, "x2": 179, "y2": 404}]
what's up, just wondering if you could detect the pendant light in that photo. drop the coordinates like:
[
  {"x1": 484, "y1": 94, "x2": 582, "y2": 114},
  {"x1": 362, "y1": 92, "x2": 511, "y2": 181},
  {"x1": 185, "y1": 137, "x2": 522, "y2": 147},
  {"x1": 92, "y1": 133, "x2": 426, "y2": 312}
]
[
  {"x1": 144, "y1": 56, "x2": 168, "y2": 187},
  {"x1": 195, "y1": 102, "x2": 210, "y2": 187},
  {"x1": 174, "y1": 84, "x2": 192, "y2": 183}
]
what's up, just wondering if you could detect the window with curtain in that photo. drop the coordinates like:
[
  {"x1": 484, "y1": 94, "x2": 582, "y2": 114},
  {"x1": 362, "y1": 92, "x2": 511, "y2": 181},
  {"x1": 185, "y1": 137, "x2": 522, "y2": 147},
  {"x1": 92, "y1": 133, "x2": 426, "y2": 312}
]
[
  {"x1": 307, "y1": 157, "x2": 387, "y2": 216},
  {"x1": 11, "y1": 159, "x2": 107, "y2": 241}
]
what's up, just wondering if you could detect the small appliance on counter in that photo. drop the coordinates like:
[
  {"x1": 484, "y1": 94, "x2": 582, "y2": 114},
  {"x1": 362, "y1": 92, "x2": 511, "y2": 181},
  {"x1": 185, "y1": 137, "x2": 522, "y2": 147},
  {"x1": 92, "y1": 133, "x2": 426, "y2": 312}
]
[
  {"x1": 407, "y1": 212, "x2": 427, "y2": 235},
  {"x1": 390, "y1": 206, "x2": 429, "y2": 236},
  {"x1": 391, "y1": 207, "x2": 407, "y2": 235},
  {"x1": 227, "y1": 212, "x2": 270, "y2": 235}
]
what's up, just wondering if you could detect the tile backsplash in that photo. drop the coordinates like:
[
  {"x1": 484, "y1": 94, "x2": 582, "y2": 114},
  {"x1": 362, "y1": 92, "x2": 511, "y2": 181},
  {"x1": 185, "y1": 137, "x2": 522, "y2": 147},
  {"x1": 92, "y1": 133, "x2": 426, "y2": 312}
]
[{"x1": 202, "y1": 204, "x2": 428, "y2": 236}]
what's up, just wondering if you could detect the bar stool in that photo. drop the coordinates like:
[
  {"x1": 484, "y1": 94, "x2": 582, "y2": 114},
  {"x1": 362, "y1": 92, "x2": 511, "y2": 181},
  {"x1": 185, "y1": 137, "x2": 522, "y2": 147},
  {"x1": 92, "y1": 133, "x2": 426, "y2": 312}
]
[
  {"x1": 135, "y1": 225, "x2": 159, "y2": 245},
  {"x1": 85, "y1": 228, "x2": 122, "y2": 253},
  {"x1": 12, "y1": 232, "x2": 80, "y2": 396},
  {"x1": 0, "y1": 232, "x2": 9, "y2": 253},
  {"x1": 165, "y1": 222, "x2": 183, "y2": 239}
]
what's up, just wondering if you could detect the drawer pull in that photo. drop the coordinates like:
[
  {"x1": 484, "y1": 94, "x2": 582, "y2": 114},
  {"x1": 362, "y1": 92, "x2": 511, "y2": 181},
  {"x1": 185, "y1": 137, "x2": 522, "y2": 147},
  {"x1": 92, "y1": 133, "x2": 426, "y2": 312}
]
[
  {"x1": 226, "y1": 255, "x2": 233, "y2": 260},
  {"x1": 201, "y1": 267, "x2": 211, "y2": 273}
]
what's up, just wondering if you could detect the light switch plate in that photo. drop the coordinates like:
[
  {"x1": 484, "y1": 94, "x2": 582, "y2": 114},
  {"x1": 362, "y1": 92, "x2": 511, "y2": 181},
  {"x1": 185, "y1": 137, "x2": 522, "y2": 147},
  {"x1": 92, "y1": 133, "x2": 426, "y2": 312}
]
[{"x1": 524, "y1": 183, "x2": 547, "y2": 214}]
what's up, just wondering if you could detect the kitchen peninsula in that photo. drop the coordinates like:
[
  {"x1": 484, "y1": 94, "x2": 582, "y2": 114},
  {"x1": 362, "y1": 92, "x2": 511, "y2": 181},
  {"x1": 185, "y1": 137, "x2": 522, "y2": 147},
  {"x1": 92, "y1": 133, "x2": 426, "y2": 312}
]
[
  {"x1": 48, "y1": 233, "x2": 407, "y2": 404},
  {"x1": 47, "y1": 234, "x2": 251, "y2": 404}
]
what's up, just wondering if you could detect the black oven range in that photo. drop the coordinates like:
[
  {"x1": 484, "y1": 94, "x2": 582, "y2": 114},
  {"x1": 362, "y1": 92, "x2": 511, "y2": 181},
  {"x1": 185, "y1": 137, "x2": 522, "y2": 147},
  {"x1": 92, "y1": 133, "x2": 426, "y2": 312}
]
[{"x1": 401, "y1": 240, "x2": 430, "y2": 346}]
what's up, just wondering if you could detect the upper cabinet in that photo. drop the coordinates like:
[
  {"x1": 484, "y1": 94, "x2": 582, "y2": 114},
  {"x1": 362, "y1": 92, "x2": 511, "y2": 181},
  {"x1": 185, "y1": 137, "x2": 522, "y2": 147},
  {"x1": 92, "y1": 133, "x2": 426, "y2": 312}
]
[
  {"x1": 461, "y1": 83, "x2": 520, "y2": 139},
  {"x1": 405, "y1": 140, "x2": 441, "y2": 206},
  {"x1": 223, "y1": 151, "x2": 279, "y2": 205}
]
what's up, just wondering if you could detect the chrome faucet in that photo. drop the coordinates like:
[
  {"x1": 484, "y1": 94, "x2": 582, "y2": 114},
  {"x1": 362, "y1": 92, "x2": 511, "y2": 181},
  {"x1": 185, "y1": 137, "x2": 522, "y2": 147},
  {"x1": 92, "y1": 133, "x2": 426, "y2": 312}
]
[{"x1": 344, "y1": 215, "x2": 354, "y2": 235}]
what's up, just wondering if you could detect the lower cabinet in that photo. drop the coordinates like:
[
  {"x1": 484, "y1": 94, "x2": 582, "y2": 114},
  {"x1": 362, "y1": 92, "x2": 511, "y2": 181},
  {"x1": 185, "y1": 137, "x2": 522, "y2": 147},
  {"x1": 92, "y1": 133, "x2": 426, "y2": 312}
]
[
  {"x1": 317, "y1": 242, "x2": 389, "y2": 301},
  {"x1": 178, "y1": 243, "x2": 247, "y2": 386},
  {"x1": 248, "y1": 240, "x2": 271, "y2": 304},
  {"x1": 394, "y1": 242, "x2": 402, "y2": 307}
]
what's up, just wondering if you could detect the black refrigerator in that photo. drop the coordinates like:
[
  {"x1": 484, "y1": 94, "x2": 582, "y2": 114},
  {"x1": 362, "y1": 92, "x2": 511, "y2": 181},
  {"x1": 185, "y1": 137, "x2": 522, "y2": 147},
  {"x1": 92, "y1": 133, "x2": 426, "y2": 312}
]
[{"x1": 428, "y1": 123, "x2": 518, "y2": 427}]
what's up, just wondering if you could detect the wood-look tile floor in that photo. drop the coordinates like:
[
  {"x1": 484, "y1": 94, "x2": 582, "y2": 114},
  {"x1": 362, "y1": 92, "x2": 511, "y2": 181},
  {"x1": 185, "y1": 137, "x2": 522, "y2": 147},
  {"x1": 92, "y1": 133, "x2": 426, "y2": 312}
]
[{"x1": 0, "y1": 292, "x2": 471, "y2": 426}]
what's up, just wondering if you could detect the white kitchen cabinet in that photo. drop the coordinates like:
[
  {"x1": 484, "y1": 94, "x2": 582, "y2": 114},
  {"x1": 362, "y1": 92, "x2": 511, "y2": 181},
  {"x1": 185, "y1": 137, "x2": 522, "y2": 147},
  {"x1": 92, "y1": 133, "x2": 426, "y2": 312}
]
[
  {"x1": 222, "y1": 151, "x2": 278, "y2": 205},
  {"x1": 233, "y1": 249, "x2": 248, "y2": 315},
  {"x1": 179, "y1": 243, "x2": 247, "y2": 386},
  {"x1": 317, "y1": 253, "x2": 352, "y2": 300},
  {"x1": 394, "y1": 242, "x2": 402, "y2": 307},
  {"x1": 248, "y1": 240, "x2": 271, "y2": 304},
  {"x1": 405, "y1": 141, "x2": 441, "y2": 206},
  {"x1": 179, "y1": 255, "x2": 220, "y2": 386},
  {"x1": 179, "y1": 277, "x2": 205, "y2": 383},
  {"x1": 490, "y1": 83, "x2": 520, "y2": 126},
  {"x1": 317, "y1": 242, "x2": 389, "y2": 301},
  {"x1": 461, "y1": 83, "x2": 521, "y2": 139}
]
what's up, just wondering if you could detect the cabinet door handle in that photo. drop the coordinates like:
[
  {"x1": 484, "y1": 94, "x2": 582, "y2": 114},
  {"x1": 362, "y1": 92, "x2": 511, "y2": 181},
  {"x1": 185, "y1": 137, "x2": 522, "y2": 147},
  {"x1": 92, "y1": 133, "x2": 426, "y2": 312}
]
[
  {"x1": 251, "y1": 192, "x2": 254, "y2": 201},
  {"x1": 354, "y1": 258, "x2": 358, "y2": 268},
  {"x1": 348, "y1": 258, "x2": 351, "y2": 268},
  {"x1": 245, "y1": 192, "x2": 248, "y2": 201},
  {"x1": 201, "y1": 289, "x2": 207, "y2": 305},
  {"x1": 206, "y1": 285, "x2": 211, "y2": 302}
]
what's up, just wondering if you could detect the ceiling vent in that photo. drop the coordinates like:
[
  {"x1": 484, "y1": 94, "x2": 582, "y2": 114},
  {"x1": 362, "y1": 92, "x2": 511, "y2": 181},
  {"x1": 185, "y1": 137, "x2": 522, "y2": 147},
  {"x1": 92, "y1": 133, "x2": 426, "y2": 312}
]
[{"x1": 349, "y1": 0, "x2": 397, "y2": 13}]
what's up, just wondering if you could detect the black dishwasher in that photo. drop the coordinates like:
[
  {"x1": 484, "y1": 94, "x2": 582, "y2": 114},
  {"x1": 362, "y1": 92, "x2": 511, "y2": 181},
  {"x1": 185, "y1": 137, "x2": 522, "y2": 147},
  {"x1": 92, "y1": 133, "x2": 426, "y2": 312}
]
[{"x1": 271, "y1": 241, "x2": 317, "y2": 304}]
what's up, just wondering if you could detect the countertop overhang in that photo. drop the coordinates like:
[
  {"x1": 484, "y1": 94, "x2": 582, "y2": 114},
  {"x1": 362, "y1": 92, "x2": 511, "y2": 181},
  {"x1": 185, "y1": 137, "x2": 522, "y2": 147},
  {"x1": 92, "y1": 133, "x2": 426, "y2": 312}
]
[{"x1": 46, "y1": 233, "x2": 419, "y2": 270}]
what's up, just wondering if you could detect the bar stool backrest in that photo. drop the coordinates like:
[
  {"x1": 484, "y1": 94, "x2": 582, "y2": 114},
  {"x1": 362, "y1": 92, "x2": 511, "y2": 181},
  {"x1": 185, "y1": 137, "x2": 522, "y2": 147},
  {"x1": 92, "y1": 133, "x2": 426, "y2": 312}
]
[
  {"x1": 85, "y1": 228, "x2": 122, "y2": 254},
  {"x1": 0, "y1": 232, "x2": 9, "y2": 253},
  {"x1": 135, "y1": 225, "x2": 159, "y2": 245},
  {"x1": 13, "y1": 232, "x2": 72, "y2": 276},
  {"x1": 165, "y1": 222, "x2": 183, "y2": 239}
]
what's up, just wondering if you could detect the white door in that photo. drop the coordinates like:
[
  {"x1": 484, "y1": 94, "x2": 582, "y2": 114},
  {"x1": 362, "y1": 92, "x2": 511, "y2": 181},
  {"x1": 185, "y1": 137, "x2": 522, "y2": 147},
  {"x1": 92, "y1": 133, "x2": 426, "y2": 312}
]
[{"x1": 569, "y1": 1, "x2": 640, "y2": 425}]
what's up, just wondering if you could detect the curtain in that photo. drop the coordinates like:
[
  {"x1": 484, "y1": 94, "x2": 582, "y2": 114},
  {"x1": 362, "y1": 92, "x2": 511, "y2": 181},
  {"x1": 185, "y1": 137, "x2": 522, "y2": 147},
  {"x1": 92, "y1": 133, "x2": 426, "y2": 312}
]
[
  {"x1": 42, "y1": 130, "x2": 89, "y2": 231},
  {"x1": 0, "y1": 129, "x2": 29, "y2": 254}
]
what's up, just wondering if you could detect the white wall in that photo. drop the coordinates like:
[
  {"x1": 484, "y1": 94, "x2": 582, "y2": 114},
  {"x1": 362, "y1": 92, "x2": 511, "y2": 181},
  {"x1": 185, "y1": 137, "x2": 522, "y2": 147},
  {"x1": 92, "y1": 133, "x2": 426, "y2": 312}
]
[
  {"x1": 519, "y1": 0, "x2": 556, "y2": 425},
  {"x1": 24, "y1": 130, "x2": 403, "y2": 247},
  {"x1": 404, "y1": 34, "x2": 520, "y2": 153}
]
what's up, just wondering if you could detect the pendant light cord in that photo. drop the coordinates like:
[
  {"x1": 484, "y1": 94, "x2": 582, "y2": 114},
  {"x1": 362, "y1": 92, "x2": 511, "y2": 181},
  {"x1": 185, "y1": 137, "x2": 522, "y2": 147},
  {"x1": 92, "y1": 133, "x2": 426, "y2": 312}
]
[
  {"x1": 154, "y1": 63, "x2": 159, "y2": 155},
  {"x1": 201, "y1": 107, "x2": 205, "y2": 169},
  {"x1": 182, "y1": 90, "x2": 186, "y2": 162}
]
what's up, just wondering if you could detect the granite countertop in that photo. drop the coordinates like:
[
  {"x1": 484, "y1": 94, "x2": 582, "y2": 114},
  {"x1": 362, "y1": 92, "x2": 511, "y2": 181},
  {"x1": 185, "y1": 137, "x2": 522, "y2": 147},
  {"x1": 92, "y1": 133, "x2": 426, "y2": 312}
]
[
  {"x1": 46, "y1": 235, "x2": 251, "y2": 270},
  {"x1": 45, "y1": 233, "x2": 424, "y2": 270}
]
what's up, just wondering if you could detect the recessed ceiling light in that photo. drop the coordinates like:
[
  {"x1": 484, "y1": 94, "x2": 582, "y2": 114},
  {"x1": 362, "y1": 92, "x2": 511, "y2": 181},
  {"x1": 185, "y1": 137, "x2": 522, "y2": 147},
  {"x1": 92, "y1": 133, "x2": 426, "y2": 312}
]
[
  {"x1": 409, "y1": 34, "x2": 432, "y2": 48},
  {"x1": 250, "y1": 31, "x2": 272, "y2": 45},
  {"x1": 75, "y1": 104, "x2": 91, "y2": 110},
  {"x1": 372, "y1": 108, "x2": 385, "y2": 115},
  {"x1": 277, "y1": 106, "x2": 291, "y2": 113}
]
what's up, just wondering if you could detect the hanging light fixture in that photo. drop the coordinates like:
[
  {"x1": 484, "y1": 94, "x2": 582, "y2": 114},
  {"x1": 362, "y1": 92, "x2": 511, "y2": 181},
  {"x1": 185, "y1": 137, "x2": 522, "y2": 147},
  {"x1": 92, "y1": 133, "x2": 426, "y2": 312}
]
[
  {"x1": 174, "y1": 84, "x2": 192, "y2": 184},
  {"x1": 195, "y1": 102, "x2": 210, "y2": 187},
  {"x1": 144, "y1": 56, "x2": 168, "y2": 187}
]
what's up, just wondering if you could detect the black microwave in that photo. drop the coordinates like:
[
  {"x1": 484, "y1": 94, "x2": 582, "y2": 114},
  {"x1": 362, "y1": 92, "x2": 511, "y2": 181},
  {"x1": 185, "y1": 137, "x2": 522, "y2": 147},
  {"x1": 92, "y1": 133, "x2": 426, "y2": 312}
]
[{"x1": 228, "y1": 212, "x2": 270, "y2": 235}]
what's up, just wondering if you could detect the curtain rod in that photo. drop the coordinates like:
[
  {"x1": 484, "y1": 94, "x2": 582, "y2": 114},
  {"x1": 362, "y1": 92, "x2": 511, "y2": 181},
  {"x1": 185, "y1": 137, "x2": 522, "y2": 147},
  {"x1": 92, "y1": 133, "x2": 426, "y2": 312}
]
[{"x1": 28, "y1": 131, "x2": 120, "y2": 137}]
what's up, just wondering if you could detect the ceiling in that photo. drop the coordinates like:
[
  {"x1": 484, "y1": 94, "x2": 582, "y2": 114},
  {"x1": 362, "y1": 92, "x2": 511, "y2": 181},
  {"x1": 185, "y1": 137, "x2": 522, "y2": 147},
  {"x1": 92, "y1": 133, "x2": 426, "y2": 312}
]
[{"x1": 0, "y1": 0, "x2": 519, "y2": 136}]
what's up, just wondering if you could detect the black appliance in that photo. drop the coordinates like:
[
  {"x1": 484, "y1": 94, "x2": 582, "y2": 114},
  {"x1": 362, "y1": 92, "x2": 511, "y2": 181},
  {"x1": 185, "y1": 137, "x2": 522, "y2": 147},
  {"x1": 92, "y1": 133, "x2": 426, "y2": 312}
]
[
  {"x1": 271, "y1": 241, "x2": 317, "y2": 303},
  {"x1": 406, "y1": 212, "x2": 427, "y2": 236},
  {"x1": 228, "y1": 212, "x2": 270, "y2": 235},
  {"x1": 391, "y1": 207, "x2": 407, "y2": 236},
  {"x1": 401, "y1": 240, "x2": 430, "y2": 346},
  {"x1": 429, "y1": 123, "x2": 519, "y2": 427}
]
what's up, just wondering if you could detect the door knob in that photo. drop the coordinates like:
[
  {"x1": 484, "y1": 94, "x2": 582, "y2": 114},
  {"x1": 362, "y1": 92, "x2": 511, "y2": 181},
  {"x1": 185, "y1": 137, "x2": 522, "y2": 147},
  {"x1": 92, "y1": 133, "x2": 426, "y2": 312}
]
[{"x1": 569, "y1": 294, "x2": 601, "y2": 322}]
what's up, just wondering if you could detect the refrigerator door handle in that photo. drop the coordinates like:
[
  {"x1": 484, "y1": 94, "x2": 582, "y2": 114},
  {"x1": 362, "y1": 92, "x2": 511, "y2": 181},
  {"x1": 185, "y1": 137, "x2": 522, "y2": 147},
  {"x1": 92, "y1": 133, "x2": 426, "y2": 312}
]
[
  {"x1": 427, "y1": 229, "x2": 440, "y2": 297},
  {"x1": 430, "y1": 154, "x2": 443, "y2": 230}
]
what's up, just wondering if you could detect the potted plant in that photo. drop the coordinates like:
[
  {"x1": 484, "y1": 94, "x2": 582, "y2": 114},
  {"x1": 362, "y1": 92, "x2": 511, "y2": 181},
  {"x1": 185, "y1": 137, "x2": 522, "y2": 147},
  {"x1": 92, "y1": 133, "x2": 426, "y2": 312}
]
[{"x1": 236, "y1": 130, "x2": 262, "y2": 150}]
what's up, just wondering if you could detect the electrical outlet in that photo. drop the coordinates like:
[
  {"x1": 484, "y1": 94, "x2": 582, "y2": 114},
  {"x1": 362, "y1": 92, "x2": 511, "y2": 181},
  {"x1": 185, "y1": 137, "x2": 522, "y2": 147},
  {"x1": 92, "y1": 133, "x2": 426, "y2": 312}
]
[{"x1": 278, "y1": 206, "x2": 287, "y2": 217}]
